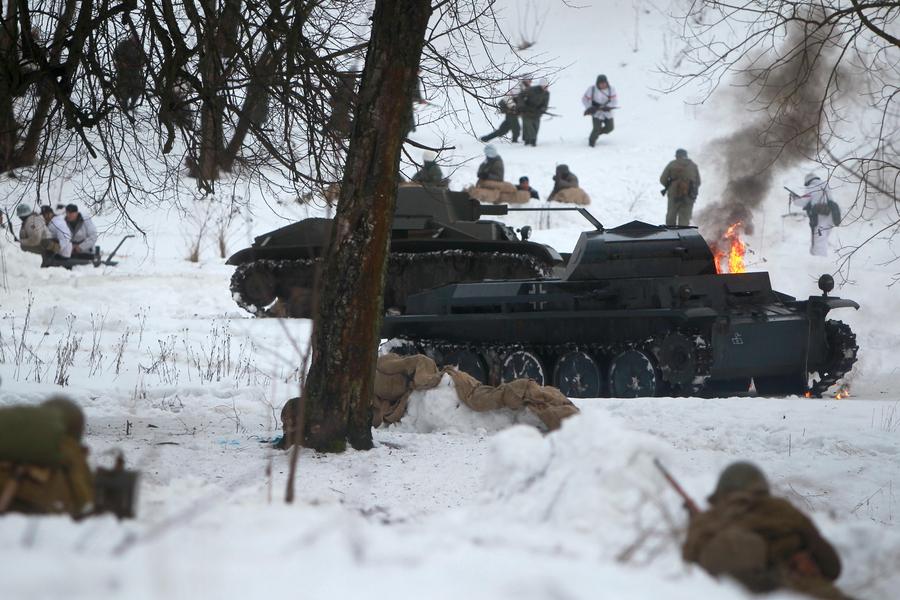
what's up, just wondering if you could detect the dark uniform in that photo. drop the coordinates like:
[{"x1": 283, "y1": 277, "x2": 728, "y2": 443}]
[
  {"x1": 660, "y1": 149, "x2": 701, "y2": 226},
  {"x1": 477, "y1": 155, "x2": 504, "y2": 183},
  {"x1": 683, "y1": 462, "x2": 851, "y2": 600},
  {"x1": 548, "y1": 165, "x2": 578, "y2": 201},
  {"x1": 412, "y1": 161, "x2": 445, "y2": 186},
  {"x1": 517, "y1": 177, "x2": 539, "y2": 200},
  {"x1": 113, "y1": 34, "x2": 145, "y2": 111},
  {"x1": 327, "y1": 72, "x2": 357, "y2": 139},
  {"x1": 0, "y1": 397, "x2": 94, "y2": 517},
  {"x1": 480, "y1": 80, "x2": 530, "y2": 143},
  {"x1": 520, "y1": 81, "x2": 549, "y2": 146}
]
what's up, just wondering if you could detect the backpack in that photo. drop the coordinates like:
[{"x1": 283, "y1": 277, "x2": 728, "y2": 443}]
[
  {"x1": 828, "y1": 201, "x2": 841, "y2": 226},
  {"x1": 668, "y1": 162, "x2": 693, "y2": 199}
]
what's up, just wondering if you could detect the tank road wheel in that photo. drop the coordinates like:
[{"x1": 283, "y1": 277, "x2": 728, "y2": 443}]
[
  {"x1": 609, "y1": 349, "x2": 659, "y2": 398},
  {"x1": 379, "y1": 339, "x2": 420, "y2": 357},
  {"x1": 501, "y1": 350, "x2": 546, "y2": 385},
  {"x1": 231, "y1": 263, "x2": 278, "y2": 312},
  {"x1": 808, "y1": 320, "x2": 859, "y2": 398},
  {"x1": 658, "y1": 333, "x2": 696, "y2": 388},
  {"x1": 553, "y1": 351, "x2": 603, "y2": 398},
  {"x1": 440, "y1": 348, "x2": 489, "y2": 384}
]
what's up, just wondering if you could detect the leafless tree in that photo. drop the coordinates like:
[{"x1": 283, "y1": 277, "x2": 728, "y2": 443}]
[{"x1": 667, "y1": 1, "x2": 900, "y2": 270}]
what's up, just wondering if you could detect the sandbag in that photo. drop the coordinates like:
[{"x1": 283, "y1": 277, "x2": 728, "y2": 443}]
[
  {"x1": 0, "y1": 437, "x2": 94, "y2": 516},
  {"x1": 549, "y1": 187, "x2": 591, "y2": 205},
  {"x1": 371, "y1": 353, "x2": 579, "y2": 431},
  {"x1": 466, "y1": 180, "x2": 521, "y2": 205},
  {"x1": 0, "y1": 406, "x2": 66, "y2": 466}
]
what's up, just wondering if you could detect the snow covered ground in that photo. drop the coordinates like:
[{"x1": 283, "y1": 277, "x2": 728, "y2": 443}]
[{"x1": 1, "y1": 1, "x2": 899, "y2": 599}]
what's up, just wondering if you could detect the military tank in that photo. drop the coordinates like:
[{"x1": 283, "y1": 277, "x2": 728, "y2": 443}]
[
  {"x1": 227, "y1": 186, "x2": 564, "y2": 317},
  {"x1": 381, "y1": 220, "x2": 859, "y2": 398}
]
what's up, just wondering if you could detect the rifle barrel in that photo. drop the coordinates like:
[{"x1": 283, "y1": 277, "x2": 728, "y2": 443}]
[{"x1": 653, "y1": 458, "x2": 701, "y2": 515}]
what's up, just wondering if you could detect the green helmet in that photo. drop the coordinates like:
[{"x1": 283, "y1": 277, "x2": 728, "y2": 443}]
[
  {"x1": 41, "y1": 396, "x2": 85, "y2": 440},
  {"x1": 708, "y1": 461, "x2": 769, "y2": 503}
]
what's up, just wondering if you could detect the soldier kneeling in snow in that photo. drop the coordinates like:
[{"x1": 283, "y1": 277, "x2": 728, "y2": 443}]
[
  {"x1": 683, "y1": 462, "x2": 851, "y2": 600},
  {"x1": 466, "y1": 145, "x2": 530, "y2": 204},
  {"x1": 547, "y1": 164, "x2": 590, "y2": 205}
]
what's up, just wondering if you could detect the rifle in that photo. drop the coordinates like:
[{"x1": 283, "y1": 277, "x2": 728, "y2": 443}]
[
  {"x1": 783, "y1": 186, "x2": 802, "y2": 199},
  {"x1": 654, "y1": 458, "x2": 701, "y2": 516},
  {"x1": 660, "y1": 180, "x2": 671, "y2": 197},
  {"x1": 783, "y1": 186, "x2": 807, "y2": 217}
]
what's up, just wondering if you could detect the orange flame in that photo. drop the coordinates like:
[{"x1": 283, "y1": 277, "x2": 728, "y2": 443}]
[
  {"x1": 714, "y1": 222, "x2": 747, "y2": 274},
  {"x1": 834, "y1": 384, "x2": 850, "y2": 400}
]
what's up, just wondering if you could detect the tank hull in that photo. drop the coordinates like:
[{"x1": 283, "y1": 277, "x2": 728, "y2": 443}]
[{"x1": 381, "y1": 222, "x2": 859, "y2": 398}]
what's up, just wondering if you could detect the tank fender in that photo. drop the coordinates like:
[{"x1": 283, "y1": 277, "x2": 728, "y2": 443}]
[
  {"x1": 819, "y1": 297, "x2": 860, "y2": 310},
  {"x1": 226, "y1": 247, "x2": 256, "y2": 266}
]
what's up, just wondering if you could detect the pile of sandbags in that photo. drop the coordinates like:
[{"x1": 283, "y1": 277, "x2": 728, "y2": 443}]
[
  {"x1": 372, "y1": 353, "x2": 578, "y2": 431},
  {"x1": 549, "y1": 187, "x2": 591, "y2": 205},
  {"x1": 465, "y1": 180, "x2": 531, "y2": 205}
]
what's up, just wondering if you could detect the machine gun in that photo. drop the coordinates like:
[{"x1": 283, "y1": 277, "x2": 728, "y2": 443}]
[{"x1": 92, "y1": 453, "x2": 139, "y2": 519}]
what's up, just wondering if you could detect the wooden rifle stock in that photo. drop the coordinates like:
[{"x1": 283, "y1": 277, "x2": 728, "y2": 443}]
[{"x1": 654, "y1": 458, "x2": 701, "y2": 515}]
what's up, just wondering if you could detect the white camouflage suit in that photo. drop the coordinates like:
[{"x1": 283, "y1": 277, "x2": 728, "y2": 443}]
[{"x1": 792, "y1": 176, "x2": 837, "y2": 256}]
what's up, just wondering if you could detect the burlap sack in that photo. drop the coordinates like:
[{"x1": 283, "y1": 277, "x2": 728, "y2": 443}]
[
  {"x1": 465, "y1": 186, "x2": 501, "y2": 204},
  {"x1": 371, "y1": 353, "x2": 579, "y2": 431},
  {"x1": 466, "y1": 180, "x2": 524, "y2": 205},
  {"x1": 550, "y1": 187, "x2": 591, "y2": 205}
]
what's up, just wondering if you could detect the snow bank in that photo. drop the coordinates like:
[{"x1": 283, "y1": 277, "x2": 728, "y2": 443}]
[{"x1": 388, "y1": 373, "x2": 545, "y2": 434}]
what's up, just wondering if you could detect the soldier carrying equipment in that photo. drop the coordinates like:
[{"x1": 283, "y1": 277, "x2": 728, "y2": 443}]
[
  {"x1": 0, "y1": 396, "x2": 138, "y2": 519},
  {"x1": 681, "y1": 461, "x2": 852, "y2": 600},
  {"x1": 659, "y1": 149, "x2": 701, "y2": 226}
]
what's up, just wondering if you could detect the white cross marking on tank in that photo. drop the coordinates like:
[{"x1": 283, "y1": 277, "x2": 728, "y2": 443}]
[{"x1": 529, "y1": 283, "x2": 546, "y2": 310}]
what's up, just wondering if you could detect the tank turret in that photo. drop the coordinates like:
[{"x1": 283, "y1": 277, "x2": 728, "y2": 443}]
[{"x1": 227, "y1": 186, "x2": 561, "y2": 317}]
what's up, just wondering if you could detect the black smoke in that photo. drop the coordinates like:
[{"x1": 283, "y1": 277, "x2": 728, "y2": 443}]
[{"x1": 697, "y1": 8, "x2": 843, "y2": 241}]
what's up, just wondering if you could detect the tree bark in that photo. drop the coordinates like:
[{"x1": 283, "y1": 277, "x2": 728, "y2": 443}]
[{"x1": 302, "y1": 0, "x2": 432, "y2": 452}]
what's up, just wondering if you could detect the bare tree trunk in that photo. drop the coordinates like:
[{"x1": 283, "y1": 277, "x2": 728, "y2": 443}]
[
  {"x1": 0, "y1": 0, "x2": 18, "y2": 171},
  {"x1": 302, "y1": 0, "x2": 432, "y2": 452}
]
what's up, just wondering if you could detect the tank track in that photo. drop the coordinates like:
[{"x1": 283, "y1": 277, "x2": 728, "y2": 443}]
[
  {"x1": 808, "y1": 320, "x2": 858, "y2": 398},
  {"x1": 389, "y1": 322, "x2": 859, "y2": 399},
  {"x1": 395, "y1": 330, "x2": 714, "y2": 396},
  {"x1": 231, "y1": 250, "x2": 554, "y2": 318}
]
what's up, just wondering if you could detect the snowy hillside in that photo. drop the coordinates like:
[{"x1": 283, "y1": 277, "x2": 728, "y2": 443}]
[{"x1": 1, "y1": 1, "x2": 899, "y2": 599}]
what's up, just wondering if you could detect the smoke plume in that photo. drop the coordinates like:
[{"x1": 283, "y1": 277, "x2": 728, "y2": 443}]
[{"x1": 697, "y1": 9, "x2": 842, "y2": 241}]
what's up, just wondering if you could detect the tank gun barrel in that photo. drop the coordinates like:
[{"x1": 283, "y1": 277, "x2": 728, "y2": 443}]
[{"x1": 507, "y1": 207, "x2": 604, "y2": 231}]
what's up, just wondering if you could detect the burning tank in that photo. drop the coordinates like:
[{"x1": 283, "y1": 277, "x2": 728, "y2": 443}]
[
  {"x1": 381, "y1": 220, "x2": 859, "y2": 398},
  {"x1": 227, "y1": 186, "x2": 563, "y2": 317}
]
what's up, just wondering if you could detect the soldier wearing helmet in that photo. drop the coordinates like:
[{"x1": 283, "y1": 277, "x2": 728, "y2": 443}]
[
  {"x1": 682, "y1": 462, "x2": 850, "y2": 599},
  {"x1": 14, "y1": 203, "x2": 49, "y2": 255},
  {"x1": 0, "y1": 396, "x2": 94, "y2": 516},
  {"x1": 411, "y1": 149, "x2": 446, "y2": 187}
]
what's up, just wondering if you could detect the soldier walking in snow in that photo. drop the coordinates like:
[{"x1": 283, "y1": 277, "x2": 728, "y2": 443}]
[
  {"x1": 582, "y1": 74, "x2": 618, "y2": 146},
  {"x1": 480, "y1": 78, "x2": 531, "y2": 144},
  {"x1": 682, "y1": 462, "x2": 851, "y2": 600},
  {"x1": 520, "y1": 78, "x2": 550, "y2": 146},
  {"x1": 789, "y1": 173, "x2": 840, "y2": 257},
  {"x1": 659, "y1": 149, "x2": 701, "y2": 226}
]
